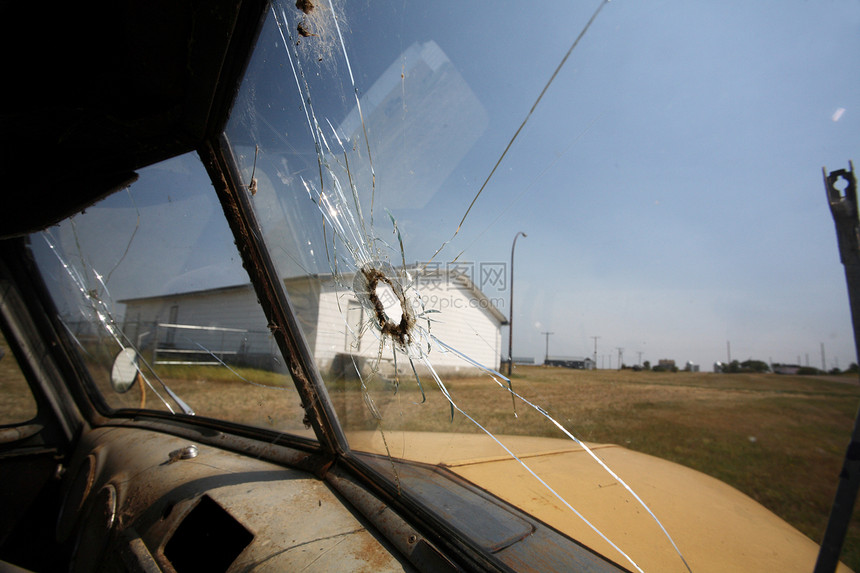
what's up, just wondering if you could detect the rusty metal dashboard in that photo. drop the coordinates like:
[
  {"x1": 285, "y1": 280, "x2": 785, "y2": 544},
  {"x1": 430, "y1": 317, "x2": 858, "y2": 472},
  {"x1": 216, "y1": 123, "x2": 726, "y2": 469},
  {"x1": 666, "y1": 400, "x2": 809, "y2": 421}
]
[{"x1": 58, "y1": 426, "x2": 411, "y2": 573}]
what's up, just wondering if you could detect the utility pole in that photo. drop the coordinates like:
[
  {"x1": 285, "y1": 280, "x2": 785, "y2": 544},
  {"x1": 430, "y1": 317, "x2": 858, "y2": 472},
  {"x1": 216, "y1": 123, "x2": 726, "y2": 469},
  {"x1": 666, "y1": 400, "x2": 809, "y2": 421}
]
[
  {"x1": 637, "y1": 351, "x2": 643, "y2": 366},
  {"x1": 821, "y1": 342, "x2": 827, "y2": 372},
  {"x1": 542, "y1": 332, "x2": 553, "y2": 363},
  {"x1": 727, "y1": 340, "x2": 732, "y2": 363},
  {"x1": 590, "y1": 336, "x2": 600, "y2": 369},
  {"x1": 616, "y1": 347, "x2": 624, "y2": 369}
]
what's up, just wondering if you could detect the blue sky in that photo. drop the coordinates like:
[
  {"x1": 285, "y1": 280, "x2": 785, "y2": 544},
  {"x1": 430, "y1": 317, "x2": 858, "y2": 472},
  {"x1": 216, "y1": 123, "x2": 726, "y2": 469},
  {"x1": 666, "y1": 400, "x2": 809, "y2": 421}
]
[
  {"x1": 344, "y1": 1, "x2": 860, "y2": 370},
  {"x1": 40, "y1": 1, "x2": 860, "y2": 373}
]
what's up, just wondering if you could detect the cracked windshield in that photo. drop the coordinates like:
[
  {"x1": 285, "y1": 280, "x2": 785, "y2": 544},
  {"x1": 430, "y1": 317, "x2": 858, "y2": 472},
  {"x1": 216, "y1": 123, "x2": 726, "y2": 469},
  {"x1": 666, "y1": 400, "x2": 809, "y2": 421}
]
[
  {"x1": 31, "y1": 153, "x2": 311, "y2": 433},
  {"x1": 31, "y1": 1, "x2": 860, "y2": 571}
]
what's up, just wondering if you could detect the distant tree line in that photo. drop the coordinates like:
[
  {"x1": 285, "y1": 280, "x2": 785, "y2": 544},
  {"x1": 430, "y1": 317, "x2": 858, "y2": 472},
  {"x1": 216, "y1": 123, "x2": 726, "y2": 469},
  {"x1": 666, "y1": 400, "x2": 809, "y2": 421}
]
[
  {"x1": 769, "y1": 362, "x2": 858, "y2": 376},
  {"x1": 720, "y1": 359, "x2": 769, "y2": 373},
  {"x1": 621, "y1": 359, "x2": 859, "y2": 375},
  {"x1": 628, "y1": 360, "x2": 679, "y2": 372}
]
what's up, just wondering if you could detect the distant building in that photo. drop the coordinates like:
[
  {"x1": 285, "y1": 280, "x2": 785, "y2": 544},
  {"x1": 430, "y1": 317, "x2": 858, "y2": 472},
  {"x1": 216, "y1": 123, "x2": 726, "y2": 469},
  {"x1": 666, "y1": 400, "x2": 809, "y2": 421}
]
[
  {"x1": 544, "y1": 356, "x2": 595, "y2": 370},
  {"x1": 653, "y1": 359, "x2": 677, "y2": 372},
  {"x1": 772, "y1": 364, "x2": 801, "y2": 375},
  {"x1": 684, "y1": 361, "x2": 700, "y2": 372},
  {"x1": 512, "y1": 356, "x2": 535, "y2": 365}
]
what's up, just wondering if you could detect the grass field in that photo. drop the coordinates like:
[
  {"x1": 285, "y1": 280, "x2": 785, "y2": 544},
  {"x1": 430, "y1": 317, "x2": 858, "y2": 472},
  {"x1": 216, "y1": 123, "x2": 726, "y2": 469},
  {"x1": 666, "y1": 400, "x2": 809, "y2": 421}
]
[
  {"x1": 320, "y1": 364, "x2": 860, "y2": 570},
  {"x1": 3, "y1": 332, "x2": 860, "y2": 569},
  {"x1": 366, "y1": 365, "x2": 860, "y2": 571}
]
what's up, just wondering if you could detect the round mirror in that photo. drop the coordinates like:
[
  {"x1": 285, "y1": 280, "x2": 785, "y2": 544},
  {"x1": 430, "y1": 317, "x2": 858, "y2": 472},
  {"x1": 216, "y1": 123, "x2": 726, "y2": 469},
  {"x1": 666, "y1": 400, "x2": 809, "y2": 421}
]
[{"x1": 110, "y1": 348, "x2": 139, "y2": 393}]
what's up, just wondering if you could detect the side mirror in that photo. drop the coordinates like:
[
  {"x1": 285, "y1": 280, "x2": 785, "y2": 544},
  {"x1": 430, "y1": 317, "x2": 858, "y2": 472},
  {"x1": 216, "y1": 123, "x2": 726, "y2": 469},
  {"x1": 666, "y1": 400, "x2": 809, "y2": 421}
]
[{"x1": 110, "y1": 348, "x2": 139, "y2": 393}]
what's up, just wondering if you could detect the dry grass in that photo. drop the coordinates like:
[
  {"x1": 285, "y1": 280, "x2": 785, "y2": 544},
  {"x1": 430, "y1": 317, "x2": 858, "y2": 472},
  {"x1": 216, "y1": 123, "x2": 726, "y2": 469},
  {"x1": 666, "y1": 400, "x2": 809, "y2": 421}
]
[
  {"x1": 0, "y1": 335, "x2": 38, "y2": 424},
  {"x1": 3, "y1": 340, "x2": 859, "y2": 569},
  {"x1": 328, "y1": 365, "x2": 860, "y2": 570}
]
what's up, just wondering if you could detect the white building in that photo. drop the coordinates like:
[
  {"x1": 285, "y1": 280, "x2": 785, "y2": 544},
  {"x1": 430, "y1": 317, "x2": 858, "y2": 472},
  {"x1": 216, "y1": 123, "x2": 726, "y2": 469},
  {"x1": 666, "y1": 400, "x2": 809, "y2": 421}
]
[{"x1": 120, "y1": 269, "x2": 507, "y2": 378}]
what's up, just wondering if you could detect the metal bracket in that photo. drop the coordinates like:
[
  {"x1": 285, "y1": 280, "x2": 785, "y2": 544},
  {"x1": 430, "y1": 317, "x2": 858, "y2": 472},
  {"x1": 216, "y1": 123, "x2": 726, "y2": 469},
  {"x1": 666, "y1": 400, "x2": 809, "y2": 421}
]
[
  {"x1": 816, "y1": 161, "x2": 860, "y2": 573},
  {"x1": 824, "y1": 161, "x2": 859, "y2": 265}
]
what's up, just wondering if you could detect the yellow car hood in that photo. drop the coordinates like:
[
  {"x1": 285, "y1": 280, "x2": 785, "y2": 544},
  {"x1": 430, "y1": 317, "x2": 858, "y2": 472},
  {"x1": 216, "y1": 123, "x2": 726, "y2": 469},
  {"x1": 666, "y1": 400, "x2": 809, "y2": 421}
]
[{"x1": 347, "y1": 431, "x2": 851, "y2": 573}]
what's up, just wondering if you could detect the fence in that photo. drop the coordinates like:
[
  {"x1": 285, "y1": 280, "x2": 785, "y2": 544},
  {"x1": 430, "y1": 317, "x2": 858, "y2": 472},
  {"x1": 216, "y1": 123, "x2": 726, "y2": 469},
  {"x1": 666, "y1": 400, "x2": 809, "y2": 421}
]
[{"x1": 120, "y1": 320, "x2": 281, "y2": 371}]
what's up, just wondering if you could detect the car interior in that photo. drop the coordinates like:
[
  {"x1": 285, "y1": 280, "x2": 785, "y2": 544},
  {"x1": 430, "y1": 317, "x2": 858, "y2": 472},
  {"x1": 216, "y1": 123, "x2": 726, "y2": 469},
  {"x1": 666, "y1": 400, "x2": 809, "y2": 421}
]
[
  {"x1": 0, "y1": 1, "x2": 630, "y2": 571},
  {"x1": 1, "y1": 2, "x2": 857, "y2": 573}
]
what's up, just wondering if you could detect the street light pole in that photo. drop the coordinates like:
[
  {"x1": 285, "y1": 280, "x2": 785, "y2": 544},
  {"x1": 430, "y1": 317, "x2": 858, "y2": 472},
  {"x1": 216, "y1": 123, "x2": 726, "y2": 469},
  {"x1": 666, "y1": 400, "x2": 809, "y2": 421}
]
[{"x1": 507, "y1": 231, "x2": 527, "y2": 377}]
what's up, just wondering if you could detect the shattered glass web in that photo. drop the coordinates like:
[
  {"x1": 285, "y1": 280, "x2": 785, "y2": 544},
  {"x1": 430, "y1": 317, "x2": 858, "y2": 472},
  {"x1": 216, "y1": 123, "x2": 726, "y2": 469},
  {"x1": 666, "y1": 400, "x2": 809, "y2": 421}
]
[
  {"x1": 270, "y1": 1, "x2": 690, "y2": 571},
  {"x1": 40, "y1": 223, "x2": 194, "y2": 416},
  {"x1": 36, "y1": 164, "x2": 302, "y2": 425}
]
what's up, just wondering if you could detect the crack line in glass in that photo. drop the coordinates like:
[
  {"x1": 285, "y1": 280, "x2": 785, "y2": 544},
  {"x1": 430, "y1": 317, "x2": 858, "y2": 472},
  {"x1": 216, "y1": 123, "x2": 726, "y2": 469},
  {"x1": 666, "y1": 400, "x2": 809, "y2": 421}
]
[
  {"x1": 41, "y1": 229, "x2": 194, "y2": 415},
  {"x1": 268, "y1": 1, "x2": 691, "y2": 570}
]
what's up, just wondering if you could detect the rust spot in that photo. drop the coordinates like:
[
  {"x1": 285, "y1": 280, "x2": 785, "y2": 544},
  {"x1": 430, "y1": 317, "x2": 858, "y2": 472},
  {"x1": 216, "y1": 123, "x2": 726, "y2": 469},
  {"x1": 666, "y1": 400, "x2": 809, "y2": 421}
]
[
  {"x1": 297, "y1": 22, "x2": 315, "y2": 37},
  {"x1": 355, "y1": 528, "x2": 396, "y2": 570},
  {"x1": 296, "y1": 0, "x2": 314, "y2": 14}
]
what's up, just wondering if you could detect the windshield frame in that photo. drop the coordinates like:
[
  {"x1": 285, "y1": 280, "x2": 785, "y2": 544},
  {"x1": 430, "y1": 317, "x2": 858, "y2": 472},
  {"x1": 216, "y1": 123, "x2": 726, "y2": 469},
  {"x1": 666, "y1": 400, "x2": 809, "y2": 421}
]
[{"x1": 199, "y1": 135, "x2": 350, "y2": 454}]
